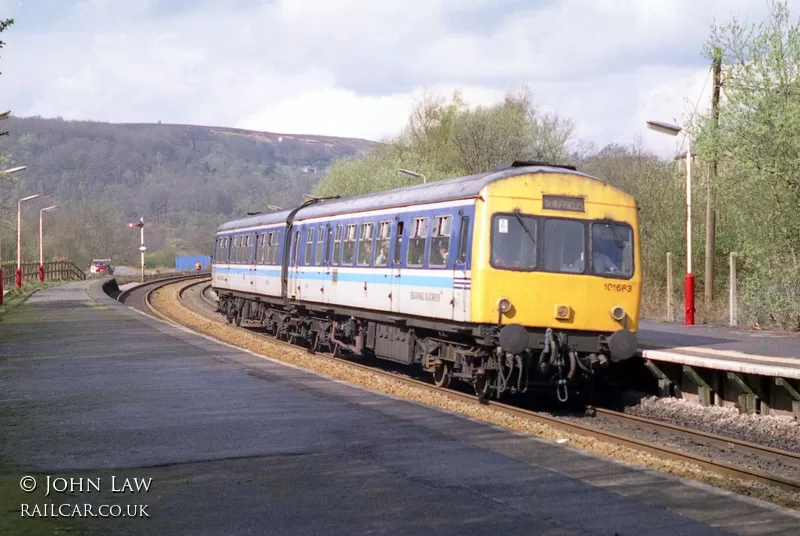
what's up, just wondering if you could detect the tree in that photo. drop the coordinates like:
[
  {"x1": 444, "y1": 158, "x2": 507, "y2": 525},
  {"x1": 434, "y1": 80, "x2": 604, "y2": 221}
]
[
  {"x1": 0, "y1": 17, "x2": 14, "y2": 139},
  {"x1": 693, "y1": 0, "x2": 800, "y2": 327},
  {"x1": 314, "y1": 86, "x2": 578, "y2": 197}
]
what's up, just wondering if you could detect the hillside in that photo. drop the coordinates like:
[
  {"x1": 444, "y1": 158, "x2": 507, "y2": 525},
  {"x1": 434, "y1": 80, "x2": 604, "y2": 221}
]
[{"x1": 0, "y1": 117, "x2": 375, "y2": 266}]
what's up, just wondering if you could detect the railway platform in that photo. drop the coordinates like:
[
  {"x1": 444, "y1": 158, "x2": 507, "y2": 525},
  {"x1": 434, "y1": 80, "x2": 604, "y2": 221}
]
[
  {"x1": 637, "y1": 320, "x2": 800, "y2": 415},
  {"x1": 1, "y1": 280, "x2": 798, "y2": 534}
]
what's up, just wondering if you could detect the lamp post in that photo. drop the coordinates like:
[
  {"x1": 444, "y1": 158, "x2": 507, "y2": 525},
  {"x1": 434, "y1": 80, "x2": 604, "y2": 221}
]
[
  {"x1": 17, "y1": 194, "x2": 40, "y2": 288},
  {"x1": 39, "y1": 205, "x2": 58, "y2": 282},
  {"x1": 126, "y1": 218, "x2": 146, "y2": 283},
  {"x1": 646, "y1": 120, "x2": 695, "y2": 325},
  {"x1": 398, "y1": 168, "x2": 427, "y2": 184},
  {"x1": 0, "y1": 166, "x2": 27, "y2": 303}
]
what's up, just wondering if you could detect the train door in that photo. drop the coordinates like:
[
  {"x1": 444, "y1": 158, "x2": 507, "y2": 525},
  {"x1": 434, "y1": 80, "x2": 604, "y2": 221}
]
[
  {"x1": 289, "y1": 228, "x2": 301, "y2": 300},
  {"x1": 453, "y1": 214, "x2": 472, "y2": 322},
  {"x1": 389, "y1": 219, "x2": 405, "y2": 314}
]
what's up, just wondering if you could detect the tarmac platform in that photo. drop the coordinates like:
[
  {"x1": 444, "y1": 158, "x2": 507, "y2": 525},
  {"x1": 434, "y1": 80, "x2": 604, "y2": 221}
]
[{"x1": 1, "y1": 280, "x2": 799, "y2": 535}]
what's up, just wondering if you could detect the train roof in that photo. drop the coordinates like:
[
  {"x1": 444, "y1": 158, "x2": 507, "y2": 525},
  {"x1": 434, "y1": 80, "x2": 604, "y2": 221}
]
[{"x1": 217, "y1": 162, "x2": 602, "y2": 232}]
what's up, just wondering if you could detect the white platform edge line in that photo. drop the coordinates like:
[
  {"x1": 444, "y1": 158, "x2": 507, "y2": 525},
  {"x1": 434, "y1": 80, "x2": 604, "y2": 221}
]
[{"x1": 641, "y1": 349, "x2": 800, "y2": 380}]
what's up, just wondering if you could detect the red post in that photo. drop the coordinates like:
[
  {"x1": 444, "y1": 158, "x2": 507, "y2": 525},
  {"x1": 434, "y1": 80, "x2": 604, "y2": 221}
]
[
  {"x1": 39, "y1": 264, "x2": 45, "y2": 282},
  {"x1": 16, "y1": 267, "x2": 22, "y2": 289},
  {"x1": 684, "y1": 273, "x2": 695, "y2": 325}
]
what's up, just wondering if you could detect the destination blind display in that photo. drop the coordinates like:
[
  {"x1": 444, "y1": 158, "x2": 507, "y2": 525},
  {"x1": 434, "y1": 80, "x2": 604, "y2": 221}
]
[{"x1": 542, "y1": 195, "x2": 585, "y2": 212}]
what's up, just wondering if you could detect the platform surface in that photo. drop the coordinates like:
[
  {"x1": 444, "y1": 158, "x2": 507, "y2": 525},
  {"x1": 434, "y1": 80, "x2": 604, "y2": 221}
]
[
  {"x1": 638, "y1": 319, "x2": 800, "y2": 377},
  {"x1": 0, "y1": 281, "x2": 798, "y2": 535}
]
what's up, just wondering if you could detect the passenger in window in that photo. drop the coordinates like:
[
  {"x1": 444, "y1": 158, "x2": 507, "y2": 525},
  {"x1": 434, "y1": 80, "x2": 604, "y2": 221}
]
[
  {"x1": 375, "y1": 245, "x2": 388, "y2": 266},
  {"x1": 434, "y1": 243, "x2": 448, "y2": 266},
  {"x1": 359, "y1": 242, "x2": 372, "y2": 265}
]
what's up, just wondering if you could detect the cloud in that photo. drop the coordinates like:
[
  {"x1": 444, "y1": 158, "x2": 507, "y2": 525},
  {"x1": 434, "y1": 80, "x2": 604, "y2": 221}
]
[{"x1": 0, "y1": 0, "x2": 793, "y2": 159}]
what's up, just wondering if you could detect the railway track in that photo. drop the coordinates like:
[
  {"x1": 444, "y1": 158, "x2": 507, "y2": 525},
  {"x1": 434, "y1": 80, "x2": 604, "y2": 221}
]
[{"x1": 145, "y1": 277, "x2": 800, "y2": 496}]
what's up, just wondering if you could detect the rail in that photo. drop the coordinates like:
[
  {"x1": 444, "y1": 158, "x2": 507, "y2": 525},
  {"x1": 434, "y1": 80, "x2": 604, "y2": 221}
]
[
  {"x1": 1, "y1": 260, "x2": 86, "y2": 289},
  {"x1": 157, "y1": 277, "x2": 800, "y2": 496}
]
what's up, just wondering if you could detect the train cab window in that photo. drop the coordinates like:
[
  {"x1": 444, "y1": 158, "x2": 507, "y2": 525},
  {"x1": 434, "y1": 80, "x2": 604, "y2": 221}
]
[
  {"x1": 543, "y1": 219, "x2": 584, "y2": 273},
  {"x1": 407, "y1": 217, "x2": 428, "y2": 267},
  {"x1": 375, "y1": 221, "x2": 391, "y2": 267},
  {"x1": 429, "y1": 215, "x2": 451, "y2": 268},
  {"x1": 342, "y1": 224, "x2": 357, "y2": 265},
  {"x1": 357, "y1": 223, "x2": 374, "y2": 266},
  {"x1": 315, "y1": 226, "x2": 325, "y2": 265},
  {"x1": 457, "y1": 217, "x2": 470, "y2": 264},
  {"x1": 304, "y1": 228, "x2": 313, "y2": 265},
  {"x1": 491, "y1": 214, "x2": 537, "y2": 270},
  {"x1": 591, "y1": 222, "x2": 634, "y2": 278},
  {"x1": 333, "y1": 225, "x2": 343, "y2": 265},
  {"x1": 393, "y1": 221, "x2": 404, "y2": 265}
]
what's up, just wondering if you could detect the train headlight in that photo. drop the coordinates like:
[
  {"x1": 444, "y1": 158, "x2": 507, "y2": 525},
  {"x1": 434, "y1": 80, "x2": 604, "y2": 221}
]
[
  {"x1": 610, "y1": 305, "x2": 625, "y2": 322},
  {"x1": 555, "y1": 304, "x2": 571, "y2": 319},
  {"x1": 498, "y1": 298, "x2": 512, "y2": 313}
]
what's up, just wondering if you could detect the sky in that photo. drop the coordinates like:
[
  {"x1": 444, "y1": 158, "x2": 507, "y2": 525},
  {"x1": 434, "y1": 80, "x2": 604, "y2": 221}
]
[{"x1": 0, "y1": 0, "x2": 795, "y2": 159}]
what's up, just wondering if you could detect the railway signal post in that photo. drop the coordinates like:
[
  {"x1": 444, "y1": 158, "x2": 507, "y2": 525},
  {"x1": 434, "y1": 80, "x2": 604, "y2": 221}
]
[{"x1": 126, "y1": 218, "x2": 146, "y2": 283}]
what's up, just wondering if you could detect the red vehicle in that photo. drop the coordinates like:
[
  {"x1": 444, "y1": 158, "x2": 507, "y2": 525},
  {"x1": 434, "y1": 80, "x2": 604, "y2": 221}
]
[{"x1": 89, "y1": 258, "x2": 114, "y2": 275}]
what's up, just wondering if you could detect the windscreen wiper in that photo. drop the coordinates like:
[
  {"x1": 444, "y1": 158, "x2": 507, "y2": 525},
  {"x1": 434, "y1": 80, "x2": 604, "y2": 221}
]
[{"x1": 513, "y1": 210, "x2": 537, "y2": 246}]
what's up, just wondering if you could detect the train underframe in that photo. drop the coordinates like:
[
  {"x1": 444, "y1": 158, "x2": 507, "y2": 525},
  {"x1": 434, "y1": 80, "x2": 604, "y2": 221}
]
[{"x1": 215, "y1": 291, "x2": 629, "y2": 403}]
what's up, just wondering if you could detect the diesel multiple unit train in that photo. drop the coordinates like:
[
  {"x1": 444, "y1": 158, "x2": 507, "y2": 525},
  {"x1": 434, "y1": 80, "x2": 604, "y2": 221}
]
[{"x1": 211, "y1": 161, "x2": 642, "y2": 401}]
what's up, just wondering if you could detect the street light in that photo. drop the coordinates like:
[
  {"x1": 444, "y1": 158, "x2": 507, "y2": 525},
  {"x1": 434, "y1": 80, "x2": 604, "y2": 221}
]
[
  {"x1": 0, "y1": 166, "x2": 27, "y2": 304},
  {"x1": 39, "y1": 205, "x2": 58, "y2": 282},
  {"x1": 0, "y1": 165, "x2": 27, "y2": 177},
  {"x1": 398, "y1": 168, "x2": 427, "y2": 184},
  {"x1": 17, "y1": 194, "x2": 41, "y2": 288},
  {"x1": 646, "y1": 120, "x2": 695, "y2": 325}
]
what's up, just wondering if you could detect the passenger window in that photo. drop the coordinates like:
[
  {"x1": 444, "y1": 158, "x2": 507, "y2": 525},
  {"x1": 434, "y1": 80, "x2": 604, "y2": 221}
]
[
  {"x1": 543, "y1": 219, "x2": 585, "y2": 273},
  {"x1": 315, "y1": 225, "x2": 325, "y2": 265},
  {"x1": 407, "y1": 218, "x2": 428, "y2": 267},
  {"x1": 325, "y1": 226, "x2": 333, "y2": 265},
  {"x1": 273, "y1": 232, "x2": 280, "y2": 265},
  {"x1": 292, "y1": 231, "x2": 300, "y2": 266},
  {"x1": 305, "y1": 228, "x2": 313, "y2": 265},
  {"x1": 429, "y1": 215, "x2": 451, "y2": 268},
  {"x1": 457, "y1": 217, "x2": 470, "y2": 264},
  {"x1": 333, "y1": 225, "x2": 343, "y2": 265},
  {"x1": 375, "y1": 221, "x2": 391, "y2": 267},
  {"x1": 342, "y1": 224, "x2": 357, "y2": 265},
  {"x1": 393, "y1": 221, "x2": 404, "y2": 265},
  {"x1": 357, "y1": 223, "x2": 374, "y2": 266}
]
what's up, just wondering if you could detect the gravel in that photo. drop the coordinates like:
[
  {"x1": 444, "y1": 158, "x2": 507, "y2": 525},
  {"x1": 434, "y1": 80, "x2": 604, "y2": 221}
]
[
  {"x1": 625, "y1": 394, "x2": 800, "y2": 453},
  {"x1": 148, "y1": 281, "x2": 800, "y2": 511}
]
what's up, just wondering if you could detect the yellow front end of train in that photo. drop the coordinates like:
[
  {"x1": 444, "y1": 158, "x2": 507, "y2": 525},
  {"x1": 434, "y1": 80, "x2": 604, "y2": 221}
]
[{"x1": 470, "y1": 171, "x2": 642, "y2": 343}]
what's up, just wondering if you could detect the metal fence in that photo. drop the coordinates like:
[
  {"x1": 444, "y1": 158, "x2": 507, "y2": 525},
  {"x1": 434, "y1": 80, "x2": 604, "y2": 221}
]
[{"x1": 1, "y1": 261, "x2": 87, "y2": 289}]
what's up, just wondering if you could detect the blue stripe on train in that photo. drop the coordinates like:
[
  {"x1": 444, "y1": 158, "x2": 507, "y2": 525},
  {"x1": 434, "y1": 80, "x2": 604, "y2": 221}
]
[{"x1": 215, "y1": 266, "x2": 468, "y2": 289}]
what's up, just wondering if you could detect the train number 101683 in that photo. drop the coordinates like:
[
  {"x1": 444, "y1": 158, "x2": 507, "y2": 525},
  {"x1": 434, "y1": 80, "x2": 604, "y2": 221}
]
[{"x1": 604, "y1": 283, "x2": 633, "y2": 292}]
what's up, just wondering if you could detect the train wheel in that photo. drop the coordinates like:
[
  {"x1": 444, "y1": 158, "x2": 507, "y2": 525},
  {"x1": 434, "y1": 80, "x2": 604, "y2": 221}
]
[{"x1": 432, "y1": 362, "x2": 452, "y2": 388}]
